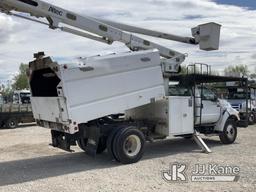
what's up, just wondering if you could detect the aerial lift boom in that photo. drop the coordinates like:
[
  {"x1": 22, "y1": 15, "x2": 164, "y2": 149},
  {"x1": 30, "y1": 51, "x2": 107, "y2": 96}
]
[{"x1": 0, "y1": 0, "x2": 221, "y2": 73}]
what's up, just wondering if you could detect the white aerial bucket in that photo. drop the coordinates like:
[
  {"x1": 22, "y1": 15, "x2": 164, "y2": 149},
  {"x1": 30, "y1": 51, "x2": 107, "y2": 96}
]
[{"x1": 192, "y1": 22, "x2": 221, "y2": 51}]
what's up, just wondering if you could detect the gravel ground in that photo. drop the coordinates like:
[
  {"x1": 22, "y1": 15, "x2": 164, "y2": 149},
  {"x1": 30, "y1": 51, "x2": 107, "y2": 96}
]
[{"x1": 0, "y1": 124, "x2": 256, "y2": 192}]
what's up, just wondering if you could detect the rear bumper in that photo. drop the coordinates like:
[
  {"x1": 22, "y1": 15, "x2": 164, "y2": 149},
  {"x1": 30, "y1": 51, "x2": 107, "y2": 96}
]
[{"x1": 36, "y1": 119, "x2": 78, "y2": 134}]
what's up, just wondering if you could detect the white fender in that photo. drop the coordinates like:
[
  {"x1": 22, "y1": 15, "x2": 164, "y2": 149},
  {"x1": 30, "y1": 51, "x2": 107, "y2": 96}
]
[{"x1": 214, "y1": 107, "x2": 240, "y2": 132}]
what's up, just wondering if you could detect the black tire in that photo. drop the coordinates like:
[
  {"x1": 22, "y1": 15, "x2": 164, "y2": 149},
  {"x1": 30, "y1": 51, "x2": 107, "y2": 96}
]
[
  {"x1": 219, "y1": 119, "x2": 237, "y2": 144},
  {"x1": 248, "y1": 112, "x2": 255, "y2": 125},
  {"x1": 77, "y1": 138, "x2": 88, "y2": 151},
  {"x1": 107, "y1": 127, "x2": 126, "y2": 162},
  {"x1": 113, "y1": 127, "x2": 145, "y2": 164},
  {"x1": 6, "y1": 118, "x2": 18, "y2": 129}
]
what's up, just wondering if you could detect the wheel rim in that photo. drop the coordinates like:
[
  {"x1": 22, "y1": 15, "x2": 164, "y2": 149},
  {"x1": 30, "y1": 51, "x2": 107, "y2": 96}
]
[
  {"x1": 9, "y1": 120, "x2": 16, "y2": 128},
  {"x1": 226, "y1": 125, "x2": 235, "y2": 140},
  {"x1": 249, "y1": 114, "x2": 254, "y2": 122},
  {"x1": 123, "y1": 135, "x2": 141, "y2": 157}
]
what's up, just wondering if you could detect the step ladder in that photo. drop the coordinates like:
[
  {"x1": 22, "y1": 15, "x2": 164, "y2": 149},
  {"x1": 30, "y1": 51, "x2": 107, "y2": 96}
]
[
  {"x1": 186, "y1": 63, "x2": 212, "y2": 153},
  {"x1": 187, "y1": 63, "x2": 212, "y2": 127}
]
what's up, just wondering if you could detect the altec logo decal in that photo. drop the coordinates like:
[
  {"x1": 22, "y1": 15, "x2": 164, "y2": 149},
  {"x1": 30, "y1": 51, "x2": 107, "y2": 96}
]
[{"x1": 48, "y1": 6, "x2": 63, "y2": 16}]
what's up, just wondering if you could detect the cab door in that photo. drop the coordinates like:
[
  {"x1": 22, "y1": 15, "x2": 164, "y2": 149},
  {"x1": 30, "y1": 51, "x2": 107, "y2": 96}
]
[
  {"x1": 13, "y1": 93, "x2": 20, "y2": 104},
  {"x1": 200, "y1": 87, "x2": 221, "y2": 124}
]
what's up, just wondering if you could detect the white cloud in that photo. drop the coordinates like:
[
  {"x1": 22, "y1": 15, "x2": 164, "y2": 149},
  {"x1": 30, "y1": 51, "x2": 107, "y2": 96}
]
[{"x1": 0, "y1": 0, "x2": 256, "y2": 83}]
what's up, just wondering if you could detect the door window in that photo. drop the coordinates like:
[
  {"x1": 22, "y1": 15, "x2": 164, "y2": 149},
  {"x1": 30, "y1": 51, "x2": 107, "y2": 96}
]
[
  {"x1": 201, "y1": 87, "x2": 217, "y2": 101},
  {"x1": 169, "y1": 86, "x2": 191, "y2": 96}
]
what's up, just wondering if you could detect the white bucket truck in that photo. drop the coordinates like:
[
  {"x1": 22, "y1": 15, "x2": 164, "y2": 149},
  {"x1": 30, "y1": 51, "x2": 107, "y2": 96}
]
[
  {"x1": 0, "y1": 0, "x2": 239, "y2": 164},
  {"x1": 27, "y1": 52, "x2": 239, "y2": 164}
]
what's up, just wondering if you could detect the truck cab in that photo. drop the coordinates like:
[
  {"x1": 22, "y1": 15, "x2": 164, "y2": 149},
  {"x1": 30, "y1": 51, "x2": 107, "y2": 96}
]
[
  {"x1": 225, "y1": 86, "x2": 256, "y2": 124},
  {"x1": 169, "y1": 84, "x2": 239, "y2": 134},
  {"x1": 227, "y1": 88, "x2": 255, "y2": 111},
  {"x1": 13, "y1": 90, "x2": 31, "y2": 104}
]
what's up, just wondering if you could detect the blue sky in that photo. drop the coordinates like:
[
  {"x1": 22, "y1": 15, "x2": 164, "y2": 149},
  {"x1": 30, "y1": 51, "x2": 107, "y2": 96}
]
[
  {"x1": 215, "y1": 0, "x2": 256, "y2": 9},
  {"x1": 0, "y1": 0, "x2": 256, "y2": 85}
]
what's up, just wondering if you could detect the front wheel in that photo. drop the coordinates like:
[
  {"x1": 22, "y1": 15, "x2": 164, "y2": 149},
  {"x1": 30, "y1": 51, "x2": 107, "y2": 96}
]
[
  {"x1": 219, "y1": 119, "x2": 237, "y2": 144},
  {"x1": 248, "y1": 112, "x2": 255, "y2": 125}
]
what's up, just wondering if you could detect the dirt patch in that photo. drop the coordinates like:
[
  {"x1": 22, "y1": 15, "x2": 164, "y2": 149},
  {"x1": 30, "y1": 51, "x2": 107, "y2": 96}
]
[{"x1": 0, "y1": 125, "x2": 255, "y2": 192}]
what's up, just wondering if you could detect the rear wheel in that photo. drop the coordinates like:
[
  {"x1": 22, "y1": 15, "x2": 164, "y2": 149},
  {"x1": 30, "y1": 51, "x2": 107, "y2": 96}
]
[
  {"x1": 107, "y1": 126, "x2": 126, "y2": 162},
  {"x1": 248, "y1": 112, "x2": 255, "y2": 125},
  {"x1": 6, "y1": 118, "x2": 18, "y2": 129},
  {"x1": 219, "y1": 119, "x2": 237, "y2": 144},
  {"x1": 77, "y1": 138, "x2": 88, "y2": 151},
  {"x1": 112, "y1": 127, "x2": 145, "y2": 164}
]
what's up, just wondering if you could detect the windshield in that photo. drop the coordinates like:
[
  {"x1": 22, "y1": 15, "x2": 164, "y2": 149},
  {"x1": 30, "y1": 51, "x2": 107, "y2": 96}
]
[
  {"x1": 228, "y1": 92, "x2": 247, "y2": 100},
  {"x1": 20, "y1": 93, "x2": 31, "y2": 98},
  {"x1": 20, "y1": 92, "x2": 31, "y2": 104},
  {"x1": 227, "y1": 88, "x2": 254, "y2": 100}
]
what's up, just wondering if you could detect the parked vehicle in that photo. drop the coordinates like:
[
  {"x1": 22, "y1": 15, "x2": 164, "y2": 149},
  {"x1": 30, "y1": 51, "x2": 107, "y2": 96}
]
[
  {"x1": 27, "y1": 54, "x2": 240, "y2": 164},
  {"x1": 0, "y1": 0, "x2": 227, "y2": 164},
  {"x1": 0, "y1": 91, "x2": 34, "y2": 129},
  {"x1": 13, "y1": 90, "x2": 31, "y2": 104},
  {"x1": 226, "y1": 86, "x2": 256, "y2": 125},
  {"x1": 214, "y1": 81, "x2": 256, "y2": 125}
]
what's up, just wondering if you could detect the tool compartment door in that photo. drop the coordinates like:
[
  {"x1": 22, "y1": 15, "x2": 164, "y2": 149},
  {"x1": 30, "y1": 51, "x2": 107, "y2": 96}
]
[{"x1": 169, "y1": 96, "x2": 194, "y2": 135}]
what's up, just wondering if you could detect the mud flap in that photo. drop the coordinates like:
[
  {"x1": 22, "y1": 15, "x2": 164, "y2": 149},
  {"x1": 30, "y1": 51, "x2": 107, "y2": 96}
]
[
  {"x1": 84, "y1": 126, "x2": 101, "y2": 157},
  {"x1": 50, "y1": 130, "x2": 77, "y2": 152}
]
